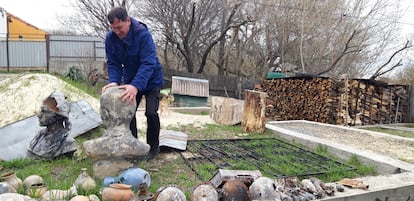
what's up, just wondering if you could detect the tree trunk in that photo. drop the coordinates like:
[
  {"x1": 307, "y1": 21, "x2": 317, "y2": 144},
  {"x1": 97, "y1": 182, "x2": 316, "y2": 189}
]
[{"x1": 242, "y1": 90, "x2": 267, "y2": 133}]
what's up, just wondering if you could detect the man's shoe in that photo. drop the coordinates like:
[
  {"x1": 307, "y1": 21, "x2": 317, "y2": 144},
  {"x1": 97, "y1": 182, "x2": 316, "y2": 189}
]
[{"x1": 146, "y1": 148, "x2": 160, "y2": 161}]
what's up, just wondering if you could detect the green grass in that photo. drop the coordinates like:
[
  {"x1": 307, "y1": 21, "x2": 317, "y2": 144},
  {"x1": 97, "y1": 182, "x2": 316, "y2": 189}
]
[
  {"x1": 58, "y1": 75, "x2": 104, "y2": 99},
  {"x1": 166, "y1": 123, "x2": 275, "y2": 140},
  {"x1": 399, "y1": 124, "x2": 414, "y2": 128},
  {"x1": 1, "y1": 156, "x2": 97, "y2": 195},
  {"x1": 362, "y1": 126, "x2": 414, "y2": 139}
]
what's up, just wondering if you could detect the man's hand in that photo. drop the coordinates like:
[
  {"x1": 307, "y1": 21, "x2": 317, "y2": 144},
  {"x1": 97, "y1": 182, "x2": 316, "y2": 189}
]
[
  {"x1": 102, "y1": 82, "x2": 118, "y2": 94},
  {"x1": 119, "y1": 84, "x2": 138, "y2": 104}
]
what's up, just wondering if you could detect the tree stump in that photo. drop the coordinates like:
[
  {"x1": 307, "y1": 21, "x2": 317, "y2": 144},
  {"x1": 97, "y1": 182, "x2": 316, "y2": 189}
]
[{"x1": 242, "y1": 90, "x2": 267, "y2": 133}]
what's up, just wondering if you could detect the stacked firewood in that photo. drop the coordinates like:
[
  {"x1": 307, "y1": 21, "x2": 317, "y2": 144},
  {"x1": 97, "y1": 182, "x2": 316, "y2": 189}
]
[
  {"x1": 342, "y1": 79, "x2": 409, "y2": 125},
  {"x1": 260, "y1": 77, "x2": 410, "y2": 125}
]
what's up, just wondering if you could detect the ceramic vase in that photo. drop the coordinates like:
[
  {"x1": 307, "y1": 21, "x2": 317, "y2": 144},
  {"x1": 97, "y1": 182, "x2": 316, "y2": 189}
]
[
  {"x1": 73, "y1": 168, "x2": 96, "y2": 192},
  {"x1": 1, "y1": 171, "x2": 22, "y2": 191},
  {"x1": 0, "y1": 182, "x2": 17, "y2": 194},
  {"x1": 103, "y1": 176, "x2": 117, "y2": 187},
  {"x1": 70, "y1": 195, "x2": 90, "y2": 201},
  {"x1": 23, "y1": 175, "x2": 44, "y2": 189},
  {"x1": 154, "y1": 186, "x2": 186, "y2": 201},
  {"x1": 117, "y1": 167, "x2": 151, "y2": 190},
  {"x1": 41, "y1": 184, "x2": 78, "y2": 200},
  {"x1": 88, "y1": 194, "x2": 100, "y2": 201},
  {"x1": 102, "y1": 183, "x2": 134, "y2": 201},
  {"x1": 26, "y1": 182, "x2": 48, "y2": 198}
]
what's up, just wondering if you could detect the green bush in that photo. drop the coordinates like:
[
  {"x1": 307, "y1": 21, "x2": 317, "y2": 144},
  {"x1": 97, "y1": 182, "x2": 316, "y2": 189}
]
[{"x1": 67, "y1": 66, "x2": 84, "y2": 82}]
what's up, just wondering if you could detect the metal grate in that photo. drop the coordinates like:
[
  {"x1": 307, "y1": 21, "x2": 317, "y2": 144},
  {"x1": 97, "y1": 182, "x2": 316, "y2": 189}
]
[{"x1": 180, "y1": 138, "x2": 356, "y2": 180}]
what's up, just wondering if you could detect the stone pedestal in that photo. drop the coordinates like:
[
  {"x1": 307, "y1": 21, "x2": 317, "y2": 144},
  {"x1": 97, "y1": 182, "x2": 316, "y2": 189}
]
[
  {"x1": 92, "y1": 159, "x2": 135, "y2": 180},
  {"x1": 82, "y1": 87, "x2": 150, "y2": 180}
]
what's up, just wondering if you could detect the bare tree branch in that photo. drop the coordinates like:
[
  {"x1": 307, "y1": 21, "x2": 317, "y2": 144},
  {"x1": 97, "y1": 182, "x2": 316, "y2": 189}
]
[
  {"x1": 369, "y1": 40, "x2": 412, "y2": 80},
  {"x1": 318, "y1": 29, "x2": 361, "y2": 76}
]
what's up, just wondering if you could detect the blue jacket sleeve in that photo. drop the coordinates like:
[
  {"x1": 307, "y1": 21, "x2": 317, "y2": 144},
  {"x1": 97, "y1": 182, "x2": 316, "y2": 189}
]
[
  {"x1": 130, "y1": 31, "x2": 158, "y2": 91},
  {"x1": 105, "y1": 34, "x2": 123, "y2": 85}
]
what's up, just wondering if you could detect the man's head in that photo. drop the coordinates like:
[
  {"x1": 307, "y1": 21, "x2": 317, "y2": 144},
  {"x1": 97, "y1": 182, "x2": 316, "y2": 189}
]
[{"x1": 108, "y1": 7, "x2": 131, "y2": 39}]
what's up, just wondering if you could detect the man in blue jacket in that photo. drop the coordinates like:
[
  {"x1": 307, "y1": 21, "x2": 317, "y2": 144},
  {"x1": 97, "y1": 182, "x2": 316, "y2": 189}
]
[{"x1": 102, "y1": 7, "x2": 164, "y2": 160}]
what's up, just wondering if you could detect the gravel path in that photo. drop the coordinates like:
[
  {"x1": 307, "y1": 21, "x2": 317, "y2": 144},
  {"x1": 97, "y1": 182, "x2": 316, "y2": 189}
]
[{"x1": 272, "y1": 121, "x2": 414, "y2": 163}]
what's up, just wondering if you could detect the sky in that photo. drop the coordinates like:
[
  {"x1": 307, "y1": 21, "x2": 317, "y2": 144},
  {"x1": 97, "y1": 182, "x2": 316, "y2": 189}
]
[
  {"x1": 0, "y1": 0, "x2": 75, "y2": 31},
  {"x1": 1, "y1": 0, "x2": 413, "y2": 34}
]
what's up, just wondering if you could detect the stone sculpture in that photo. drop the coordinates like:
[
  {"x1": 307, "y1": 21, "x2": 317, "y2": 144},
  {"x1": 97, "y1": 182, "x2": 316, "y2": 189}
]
[
  {"x1": 83, "y1": 87, "x2": 150, "y2": 179},
  {"x1": 27, "y1": 92, "x2": 77, "y2": 159}
]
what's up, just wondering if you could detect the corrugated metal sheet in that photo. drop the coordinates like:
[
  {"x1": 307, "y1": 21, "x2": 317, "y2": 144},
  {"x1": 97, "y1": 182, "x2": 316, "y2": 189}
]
[
  {"x1": 48, "y1": 35, "x2": 102, "y2": 42},
  {"x1": 0, "y1": 34, "x2": 104, "y2": 69},
  {"x1": 0, "y1": 41, "x2": 6, "y2": 66},
  {"x1": 171, "y1": 76, "x2": 209, "y2": 97},
  {"x1": 49, "y1": 35, "x2": 105, "y2": 60},
  {"x1": 50, "y1": 41, "x2": 95, "y2": 57},
  {"x1": 95, "y1": 42, "x2": 105, "y2": 58},
  {"x1": 9, "y1": 41, "x2": 47, "y2": 67}
]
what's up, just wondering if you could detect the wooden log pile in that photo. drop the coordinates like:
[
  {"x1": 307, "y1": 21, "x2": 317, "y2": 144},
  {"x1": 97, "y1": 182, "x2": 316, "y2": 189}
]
[{"x1": 259, "y1": 77, "x2": 410, "y2": 126}]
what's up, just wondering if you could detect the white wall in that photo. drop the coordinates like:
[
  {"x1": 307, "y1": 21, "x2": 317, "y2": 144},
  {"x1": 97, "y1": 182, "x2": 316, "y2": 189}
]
[{"x1": 0, "y1": 7, "x2": 7, "y2": 39}]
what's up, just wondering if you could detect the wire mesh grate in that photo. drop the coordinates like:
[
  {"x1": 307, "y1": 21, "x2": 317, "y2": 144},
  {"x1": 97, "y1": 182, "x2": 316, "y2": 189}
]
[{"x1": 180, "y1": 138, "x2": 357, "y2": 180}]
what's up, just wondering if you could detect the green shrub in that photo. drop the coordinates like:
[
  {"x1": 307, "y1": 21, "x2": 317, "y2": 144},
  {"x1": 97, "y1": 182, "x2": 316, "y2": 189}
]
[{"x1": 67, "y1": 66, "x2": 83, "y2": 82}]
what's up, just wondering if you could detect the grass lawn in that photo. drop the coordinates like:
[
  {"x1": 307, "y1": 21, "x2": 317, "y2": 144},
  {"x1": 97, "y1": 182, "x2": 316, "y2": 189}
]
[{"x1": 361, "y1": 124, "x2": 414, "y2": 139}]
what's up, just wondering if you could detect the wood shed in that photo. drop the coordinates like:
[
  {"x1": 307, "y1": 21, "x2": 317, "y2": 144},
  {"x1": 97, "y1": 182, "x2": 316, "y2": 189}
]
[{"x1": 171, "y1": 76, "x2": 209, "y2": 107}]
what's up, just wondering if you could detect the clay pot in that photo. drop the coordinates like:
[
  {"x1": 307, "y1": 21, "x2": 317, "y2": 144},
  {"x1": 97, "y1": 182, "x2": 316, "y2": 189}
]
[
  {"x1": 155, "y1": 186, "x2": 186, "y2": 201},
  {"x1": 1, "y1": 171, "x2": 22, "y2": 191},
  {"x1": 23, "y1": 175, "x2": 44, "y2": 189},
  {"x1": 103, "y1": 176, "x2": 117, "y2": 187},
  {"x1": 117, "y1": 167, "x2": 151, "y2": 190},
  {"x1": 25, "y1": 182, "x2": 48, "y2": 198},
  {"x1": 73, "y1": 168, "x2": 96, "y2": 192},
  {"x1": 89, "y1": 194, "x2": 100, "y2": 201},
  {"x1": 41, "y1": 184, "x2": 78, "y2": 200},
  {"x1": 0, "y1": 182, "x2": 17, "y2": 194},
  {"x1": 249, "y1": 177, "x2": 280, "y2": 200},
  {"x1": 102, "y1": 183, "x2": 134, "y2": 201},
  {"x1": 191, "y1": 183, "x2": 219, "y2": 201},
  {"x1": 221, "y1": 179, "x2": 251, "y2": 201},
  {"x1": 0, "y1": 193, "x2": 32, "y2": 200},
  {"x1": 70, "y1": 195, "x2": 90, "y2": 201}
]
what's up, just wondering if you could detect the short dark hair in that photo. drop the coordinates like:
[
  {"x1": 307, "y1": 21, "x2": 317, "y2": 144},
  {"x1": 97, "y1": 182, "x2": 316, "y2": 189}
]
[{"x1": 108, "y1": 7, "x2": 128, "y2": 24}]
